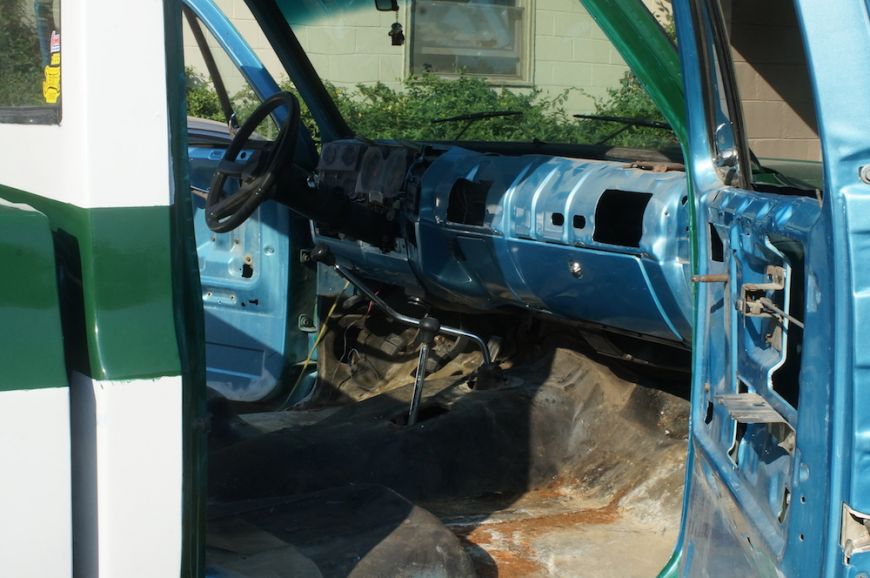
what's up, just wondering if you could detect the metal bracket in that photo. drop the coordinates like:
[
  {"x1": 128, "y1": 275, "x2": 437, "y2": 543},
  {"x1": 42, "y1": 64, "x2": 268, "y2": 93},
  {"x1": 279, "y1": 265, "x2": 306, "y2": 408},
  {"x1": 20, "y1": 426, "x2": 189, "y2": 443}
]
[
  {"x1": 841, "y1": 504, "x2": 870, "y2": 563},
  {"x1": 716, "y1": 393, "x2": 785, "y2": 424},
  {"x1": 738, "y1": 265, "x2": 785, "y2": 316},
  {"x1": 737, "y1": 265, "x2": 804, "y2": 331}
]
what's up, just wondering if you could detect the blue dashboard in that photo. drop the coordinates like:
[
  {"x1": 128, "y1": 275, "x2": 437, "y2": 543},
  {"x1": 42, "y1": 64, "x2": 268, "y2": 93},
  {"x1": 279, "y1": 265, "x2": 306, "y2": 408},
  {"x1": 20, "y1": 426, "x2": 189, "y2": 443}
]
[{"x1": 313, "y1": 141, "x2": 693, "y2": 346}]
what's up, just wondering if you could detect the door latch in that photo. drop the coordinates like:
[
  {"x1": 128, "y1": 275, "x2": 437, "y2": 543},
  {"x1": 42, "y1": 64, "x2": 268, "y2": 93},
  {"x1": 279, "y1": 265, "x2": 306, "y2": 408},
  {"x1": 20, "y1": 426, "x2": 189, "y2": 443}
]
[{"x1": 737, "y1": 266, "x2": 804, "y2": 329}]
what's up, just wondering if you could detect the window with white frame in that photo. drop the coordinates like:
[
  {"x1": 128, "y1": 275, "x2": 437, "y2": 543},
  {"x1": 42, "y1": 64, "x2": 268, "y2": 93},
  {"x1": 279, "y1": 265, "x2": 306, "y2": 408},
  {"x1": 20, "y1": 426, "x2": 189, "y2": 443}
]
[{"x1": 409, "y1": 0, "x2": 532, "y2": 83}]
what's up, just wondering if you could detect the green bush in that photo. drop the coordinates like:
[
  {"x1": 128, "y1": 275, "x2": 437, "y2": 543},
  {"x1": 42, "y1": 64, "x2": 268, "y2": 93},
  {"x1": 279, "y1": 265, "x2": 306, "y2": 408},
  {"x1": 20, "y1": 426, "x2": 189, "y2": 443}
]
[
  {"x1": 325, "y1": 73, "x2": 674, "y2": 148},
  {"x1": 185, "y1": 67, "x2": 224, "y2": 122},
  {"x1": 185, "y1": 69, "x2": 676, "y2": 150},
  {"x1": 0, "y1": 0, "x2": 46, "y2": 106}
]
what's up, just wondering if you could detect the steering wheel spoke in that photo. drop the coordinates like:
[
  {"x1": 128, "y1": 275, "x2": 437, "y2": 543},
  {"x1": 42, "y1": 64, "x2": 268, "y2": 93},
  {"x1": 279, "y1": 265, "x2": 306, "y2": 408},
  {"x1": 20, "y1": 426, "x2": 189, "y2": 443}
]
[{"x1": 206, "y1": 91, "x2": 300, "y2": 233}]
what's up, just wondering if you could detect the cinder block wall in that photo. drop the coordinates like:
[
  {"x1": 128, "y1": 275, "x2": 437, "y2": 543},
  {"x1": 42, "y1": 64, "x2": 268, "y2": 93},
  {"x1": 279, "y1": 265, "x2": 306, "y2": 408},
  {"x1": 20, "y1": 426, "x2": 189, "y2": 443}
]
[
  {"x1": 725, "y1": 0, "x2": 821, "y2": 161},
  {"x1": 534, "y1": 0, "x2": 630, "y2": 112},
  {"x1": 184, "y1": 0, "x2": 631, "y2": 116}
]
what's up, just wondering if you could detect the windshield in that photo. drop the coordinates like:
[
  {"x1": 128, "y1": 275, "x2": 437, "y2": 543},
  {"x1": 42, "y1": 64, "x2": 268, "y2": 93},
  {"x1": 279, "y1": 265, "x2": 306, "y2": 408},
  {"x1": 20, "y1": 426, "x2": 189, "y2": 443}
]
[{"x1": 274, "y1": 0, "x2": 677, "y2": 149}]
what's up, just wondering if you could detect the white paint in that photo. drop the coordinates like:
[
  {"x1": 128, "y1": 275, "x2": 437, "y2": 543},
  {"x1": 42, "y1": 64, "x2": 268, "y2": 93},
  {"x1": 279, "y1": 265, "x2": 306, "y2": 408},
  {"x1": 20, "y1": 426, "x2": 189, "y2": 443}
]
[
  {"x1": 0, "y1": 387, "x2": 72, "y2": 578},
  {"x1": 70, "y1": 372, "x2": 184, "y2": 578},
  {"x1": 0, "y1": 0, "x2": 174, "y2": 209}
]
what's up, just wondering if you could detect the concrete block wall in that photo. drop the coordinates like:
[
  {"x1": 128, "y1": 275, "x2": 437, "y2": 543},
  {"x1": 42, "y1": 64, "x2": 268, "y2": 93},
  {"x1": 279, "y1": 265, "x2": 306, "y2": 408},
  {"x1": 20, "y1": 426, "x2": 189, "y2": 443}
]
[
  {"x1": 183, "y1": 0, "x2": 630, "y2": 116},
  {"x1": 726, "y1": 0, "x2": 821, "y2": 161},
  {"x1": 534, "y1": 0, "x2": 630, "y2": 113}
]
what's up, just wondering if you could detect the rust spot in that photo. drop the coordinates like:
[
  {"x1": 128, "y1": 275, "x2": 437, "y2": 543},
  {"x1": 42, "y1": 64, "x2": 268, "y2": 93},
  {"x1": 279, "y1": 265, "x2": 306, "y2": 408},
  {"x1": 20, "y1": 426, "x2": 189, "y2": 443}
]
[{"x1": 452, "y1": 489, "x2": 628, "y2": 577}]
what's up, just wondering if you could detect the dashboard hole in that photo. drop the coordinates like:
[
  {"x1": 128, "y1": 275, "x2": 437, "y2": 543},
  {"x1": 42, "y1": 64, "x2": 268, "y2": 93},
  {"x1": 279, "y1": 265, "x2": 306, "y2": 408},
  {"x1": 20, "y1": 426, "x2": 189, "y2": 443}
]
[
  {"x1": 593, "y1": 189, "x2": 652, "y2": 248},
  {"x1": 447, "y1": 178, "x2": 491, "y2": 226}
]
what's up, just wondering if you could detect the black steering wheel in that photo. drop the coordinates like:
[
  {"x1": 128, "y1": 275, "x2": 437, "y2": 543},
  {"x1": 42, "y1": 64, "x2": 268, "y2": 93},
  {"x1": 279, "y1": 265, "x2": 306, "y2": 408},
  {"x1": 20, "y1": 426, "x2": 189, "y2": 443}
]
[{"x1": 206, "y1": 91, "x2": 300, "y2": 233}]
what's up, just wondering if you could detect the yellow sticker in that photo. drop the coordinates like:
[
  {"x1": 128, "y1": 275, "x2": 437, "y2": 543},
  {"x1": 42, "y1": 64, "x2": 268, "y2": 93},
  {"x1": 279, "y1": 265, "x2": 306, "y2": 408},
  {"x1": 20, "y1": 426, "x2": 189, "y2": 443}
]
[
  {"x1": 43, "y1": 63, "x2": 60, "y2": 104},
  {"x1": 43, "y1": 30, "x2": 61, "y2": 104}
]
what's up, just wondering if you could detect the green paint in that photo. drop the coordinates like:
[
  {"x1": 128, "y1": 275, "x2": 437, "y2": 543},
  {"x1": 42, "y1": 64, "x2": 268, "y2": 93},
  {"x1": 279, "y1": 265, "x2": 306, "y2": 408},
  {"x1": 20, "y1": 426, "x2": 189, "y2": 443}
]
[
  {"x1": 0, "y1": 185, "x2": 182, "y2": 381},
  {"x1": 656, "y1": 549, "x2": 681, "y2": 578},
  {"x1": 0, "y1": 201, "x2": 67, "y2": 391},
  {"x1": 581, "y1": 0, "x2": 687, "y2": 146},
  {"x1": 164, "y1": 1, "x2": 208, "y2": 576}
]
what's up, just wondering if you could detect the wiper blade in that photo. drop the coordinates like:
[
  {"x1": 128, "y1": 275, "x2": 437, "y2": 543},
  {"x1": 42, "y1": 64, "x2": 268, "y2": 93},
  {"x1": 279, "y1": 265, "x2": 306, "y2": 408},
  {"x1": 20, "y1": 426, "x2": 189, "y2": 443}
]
[
  {"x1": 572, "y1": 114, "x2": 671, "y2": 146},
  {"x1": 572, "y1": 114, "x2": 670, "y2": 130},
  {"x1": 432, "y1": 110, "x2": 523, "y2": 124},
  {"x1": 432, "y1": 110, "x2": 523, "y2": 140}
]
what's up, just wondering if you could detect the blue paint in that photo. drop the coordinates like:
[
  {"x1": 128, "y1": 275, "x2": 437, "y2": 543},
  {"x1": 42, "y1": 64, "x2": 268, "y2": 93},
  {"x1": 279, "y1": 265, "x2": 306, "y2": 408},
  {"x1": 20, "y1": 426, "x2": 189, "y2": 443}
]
[
  {"x1": 319, "y1": 145, "x2": 693, "y2": 344},
  {"x1": 184, "y1": 0, "x2": 315, "y2": 401},
  {"x1": 671, "y1": 0, "x2": 870, "y2": 575},
  {"x1": 185, "y1": 1, "x2": 870, "y2": 573}
]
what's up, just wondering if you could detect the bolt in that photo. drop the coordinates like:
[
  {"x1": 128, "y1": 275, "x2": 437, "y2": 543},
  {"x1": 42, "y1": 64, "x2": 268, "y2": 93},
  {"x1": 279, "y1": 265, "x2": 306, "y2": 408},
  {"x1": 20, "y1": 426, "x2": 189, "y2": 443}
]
[
  {"x1": 860, "y1": 165, "x2": 870, "y2": 185},
  {"x1": 569, "y1": 261, "x2": 583, "y2": 278}
]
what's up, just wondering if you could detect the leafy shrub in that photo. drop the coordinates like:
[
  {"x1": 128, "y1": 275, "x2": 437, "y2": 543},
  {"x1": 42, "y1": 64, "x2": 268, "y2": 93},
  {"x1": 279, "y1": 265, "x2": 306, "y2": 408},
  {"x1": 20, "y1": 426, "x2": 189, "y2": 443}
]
[
  {"x1": 326, "y1": 73, "x2": 674, "y2": 148},
  {"x1": 185, "y1": 67, "x2": 224, "y2": 122},
  {"x1": 0, "y1": 0, "x2": 47, "y2": 106},
  {"x1": 185, "y1": 69, "x2": 676, "y2": 150}
]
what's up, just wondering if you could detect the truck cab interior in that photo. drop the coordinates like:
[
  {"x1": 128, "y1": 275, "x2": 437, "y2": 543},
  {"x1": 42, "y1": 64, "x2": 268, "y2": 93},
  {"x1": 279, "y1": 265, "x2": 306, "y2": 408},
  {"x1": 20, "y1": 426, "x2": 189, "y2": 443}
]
[{"x1": 181, "y1": 0, "x2": 821, "y2": 576}]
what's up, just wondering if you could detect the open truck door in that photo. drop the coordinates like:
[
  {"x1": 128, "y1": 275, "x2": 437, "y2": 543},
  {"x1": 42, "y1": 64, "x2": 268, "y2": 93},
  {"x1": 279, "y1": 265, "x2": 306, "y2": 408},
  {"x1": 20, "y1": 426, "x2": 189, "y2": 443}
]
[
  {"x1": 182, "y1": 0, "x2": 319, "y2": 403},
  {"x1": 670, "y1": 1, "x2": 870, "y2": 575}
]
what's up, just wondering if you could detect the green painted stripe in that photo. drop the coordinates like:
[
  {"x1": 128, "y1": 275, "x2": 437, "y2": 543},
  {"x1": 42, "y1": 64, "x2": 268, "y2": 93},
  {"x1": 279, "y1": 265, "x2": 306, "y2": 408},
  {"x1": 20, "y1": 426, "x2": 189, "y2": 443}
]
[
  {"x1": 0, "y1": 201, "x2": 67, "y2": 390},
  {"x1": 0, "y1": 186, "x2": 182, "y2": 382}
]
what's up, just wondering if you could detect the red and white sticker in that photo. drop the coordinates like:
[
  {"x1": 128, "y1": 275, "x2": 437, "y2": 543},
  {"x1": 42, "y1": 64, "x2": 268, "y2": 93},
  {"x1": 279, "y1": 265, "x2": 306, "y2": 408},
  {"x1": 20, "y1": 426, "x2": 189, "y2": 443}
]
[{"x1": 50, "y1": 30, "x2": 60, "y2": 53}]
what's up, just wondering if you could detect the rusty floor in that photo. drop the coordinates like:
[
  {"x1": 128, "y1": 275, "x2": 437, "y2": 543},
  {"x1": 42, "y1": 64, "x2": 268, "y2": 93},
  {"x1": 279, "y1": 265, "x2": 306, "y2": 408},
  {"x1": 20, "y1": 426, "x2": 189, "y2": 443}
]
[
  {"x1": 429, "y1": 461, "x2": 684, "y2": 577},
  {"x1": 211, "y1": 343, "x2": 689, "y2": 577}
]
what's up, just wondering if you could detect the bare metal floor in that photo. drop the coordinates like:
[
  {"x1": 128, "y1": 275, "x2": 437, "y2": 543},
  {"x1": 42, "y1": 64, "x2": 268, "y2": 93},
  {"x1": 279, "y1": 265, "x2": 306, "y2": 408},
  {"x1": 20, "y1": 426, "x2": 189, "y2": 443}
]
[{"x1": 210, "y1": 344, "x2": 688, "y2": 577}]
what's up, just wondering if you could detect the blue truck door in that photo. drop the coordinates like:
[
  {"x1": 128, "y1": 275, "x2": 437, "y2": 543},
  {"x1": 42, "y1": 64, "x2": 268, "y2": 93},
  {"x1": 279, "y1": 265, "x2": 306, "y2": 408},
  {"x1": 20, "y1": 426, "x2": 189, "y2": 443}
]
[
  {"x1": 670, "y1": 0, "x2": 848, "y2": 575},
  {"x1": 183, "y1": 0, "x2": 317, "y2": 402}
]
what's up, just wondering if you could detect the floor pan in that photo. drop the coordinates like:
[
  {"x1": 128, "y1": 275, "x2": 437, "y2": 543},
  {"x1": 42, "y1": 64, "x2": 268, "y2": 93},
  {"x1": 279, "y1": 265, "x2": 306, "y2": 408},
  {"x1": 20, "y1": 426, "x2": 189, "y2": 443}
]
[{"x1": 207, "y1": 345, "x2": 689, "y2": 577}]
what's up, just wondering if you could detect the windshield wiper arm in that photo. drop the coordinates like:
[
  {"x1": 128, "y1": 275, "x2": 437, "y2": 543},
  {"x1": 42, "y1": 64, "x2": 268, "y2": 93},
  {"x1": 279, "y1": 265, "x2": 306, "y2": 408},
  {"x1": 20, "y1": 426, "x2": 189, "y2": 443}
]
[
  {"x1": 573, "y1": 114, "x2": 671, "y2": 145},
  {"x1": 432, "y1": 110, "x2": 523, "y2": 140},
  {"x1": 572, "y1": 114, "x2": 670, "y2": 130}
]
